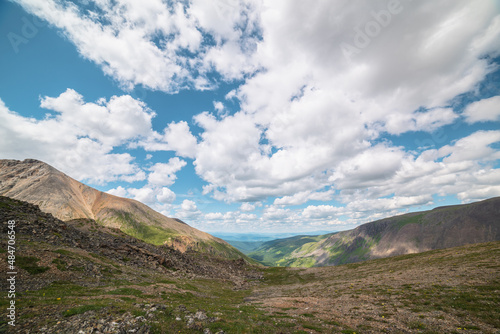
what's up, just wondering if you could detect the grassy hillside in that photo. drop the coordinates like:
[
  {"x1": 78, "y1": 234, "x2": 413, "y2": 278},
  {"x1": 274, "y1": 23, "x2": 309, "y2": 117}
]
[
  {"x1": 224, "y1": 240, "x2": 264, "y2": 254},
  {"x1": 250, "y1": 197, "x2": 500, "y2": 268},
  {"x1": 248, "y1": 233, "x2": 336, "y2": 266}
]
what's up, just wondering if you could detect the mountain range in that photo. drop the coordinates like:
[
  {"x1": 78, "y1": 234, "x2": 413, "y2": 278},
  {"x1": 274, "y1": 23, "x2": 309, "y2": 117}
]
[
  {"x1": 0, "y1": 159, "x2": 243, "y2": 258},
  {"x1": 2, "y1": 158, "x2": 499, "y2": 268},
  {"x1": 248, "y1": 197, "x2": 500, "y2": 267}
]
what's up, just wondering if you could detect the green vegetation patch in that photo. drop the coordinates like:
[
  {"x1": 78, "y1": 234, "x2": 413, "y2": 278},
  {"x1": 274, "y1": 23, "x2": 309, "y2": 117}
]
[
  {"x1": 116, "y1": 211, "x2": 178, "y2": 246},
  {"x1": 248, "y1": 234, "x2": 330, "y2": 267},
  {"x1": 196, "y1": 240, "x2": 251, "y2": 261},
  {"x1": 51, "y1": 258, "x2": 68, "y2": 271},
  {"x1": 17, "y1": 256, "x2": 49, "y2": 275},
  {"x1": 395, "y1": 213, "x2": 424, "y2": 230}
]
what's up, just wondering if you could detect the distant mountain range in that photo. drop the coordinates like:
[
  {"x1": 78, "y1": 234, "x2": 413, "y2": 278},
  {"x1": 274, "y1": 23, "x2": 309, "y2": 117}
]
[
  {"x1": 248, "y1": 197, "x2": 500, "y2": 267},
  {"x1": 0, "y1": 159, "x2": 243, "y2": 258}
]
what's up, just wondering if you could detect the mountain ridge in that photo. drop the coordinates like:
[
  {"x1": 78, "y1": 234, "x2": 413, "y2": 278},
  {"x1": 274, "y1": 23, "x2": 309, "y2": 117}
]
[
  {"x1": 0, "y1": 159, "x2": 242, "y2": 258},
  {"x1": 249, "y1": 196, "x2": 500, "y2": 267}
]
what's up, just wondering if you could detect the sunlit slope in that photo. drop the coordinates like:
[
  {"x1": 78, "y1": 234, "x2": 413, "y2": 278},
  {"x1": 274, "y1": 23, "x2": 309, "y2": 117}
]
[
  {"x1": 0, "y1": 159, "x2": 244, "y2": 259},
  {"x1": 249, "y1": 197, "x2": 500, "y2": 267}
]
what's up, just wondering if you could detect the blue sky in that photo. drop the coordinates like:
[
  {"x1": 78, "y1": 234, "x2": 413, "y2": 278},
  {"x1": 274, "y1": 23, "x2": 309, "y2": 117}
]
[{"x1": 1, "y1": 0, "x2": 500, "y2": 233}]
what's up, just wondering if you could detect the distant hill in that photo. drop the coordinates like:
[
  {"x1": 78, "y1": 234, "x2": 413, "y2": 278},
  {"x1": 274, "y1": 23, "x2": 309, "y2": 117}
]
[
  {"x1": 0, "y1": 159, "x2": 244, "y2": 259},
  {"x1": 211, "y1": 231, "x2": 337, "y2": 242},
  {"x1": 213, "y1": 231, "x2": 337, "y2": 255},
  {"x1": 249, "y1": 197, "x2": 500, "y2": 267}
]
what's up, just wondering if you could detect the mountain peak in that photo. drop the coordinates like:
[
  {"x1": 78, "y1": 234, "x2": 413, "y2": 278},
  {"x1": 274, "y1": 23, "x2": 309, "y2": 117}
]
[{"x1": 0, "y1": 159, "x2": 242, "y2": 258}]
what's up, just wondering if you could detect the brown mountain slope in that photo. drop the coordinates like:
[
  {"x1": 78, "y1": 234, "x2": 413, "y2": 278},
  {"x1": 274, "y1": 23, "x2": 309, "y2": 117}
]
[
  {"x1": 249, "y1": 197, "x2": 500, "y2": 267},
  {"x1": 0, "y1": 159, "x2": 241, "y2": 257}
]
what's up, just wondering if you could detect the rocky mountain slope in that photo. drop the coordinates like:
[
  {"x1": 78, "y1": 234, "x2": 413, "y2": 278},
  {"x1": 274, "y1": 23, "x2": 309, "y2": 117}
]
[
  {"x1": 249, "y1": 197, "x2": 500, "y2": 267},
  {"x1": 0, "y1": 159, "x2": 241, "y2": 258},
  {"x1": 0, "y1": 196, "x2": 262, "y2": 333}
]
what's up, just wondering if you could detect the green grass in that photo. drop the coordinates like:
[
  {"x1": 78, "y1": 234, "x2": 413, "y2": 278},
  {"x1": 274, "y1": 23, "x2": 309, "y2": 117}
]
[
  {"x1": 395, "y1": 213, "x2": 424, "y2": 230},
  {"x1": 225, "y1": 240, "x2": 264, "y2": 254},
  {"x1": 16, "y1": 256, "x2": 49, "y2": 275},
  {"x1": 116, "y1": 211, "x2": 178, "y2": 246},
  {"x1": 248, "y1": 234, "x2": 332, "y2": 267},
  {"x1": 52, "y1": 258, "x2": 68, "y2": 271}
]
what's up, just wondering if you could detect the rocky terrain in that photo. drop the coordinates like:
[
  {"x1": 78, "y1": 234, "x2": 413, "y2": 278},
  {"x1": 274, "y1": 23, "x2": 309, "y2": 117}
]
[
  {"x1": 0, "y1": 196, "x2": 261, "y2": 333},
  {"x1": 1, "y1": 195, "x2": 499, "y2": 333},
  {"x1": 0, "y1": 159, "x2": 243, "y2": 258},
  {"x1": 249, "y1": 197, "x2": 500, "y2": 267}
]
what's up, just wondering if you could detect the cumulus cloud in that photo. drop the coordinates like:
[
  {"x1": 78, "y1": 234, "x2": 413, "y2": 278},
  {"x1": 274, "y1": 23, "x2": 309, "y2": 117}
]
[
  {"x1": 0, "y1": 93, "x2": 148, "y2": 184},
  {"x1": 333, "y1": 130, "x2": 500, "y2": 216},
  {"x1": 274, "y1": 190, "x2": 335, "y2": 206},
  {"x1": 148, "y1": 157, "x2": 187, "y2": 186},
  {"x1": 40, "y1": 88, "x2": 155, "y2": 146},
  {"x1": 176, "y1": 199, "x2": 202, "y2": 219},
  {"x1": 463, "y1": 96, "x2": 500, "y2": 124},
  {"x1": 136, "y1": 121, "x2": 198, "y2": 158},
  {"x1": 107, "y1": 156, "x2": 187, "y2": 208},
  {"x1": 186, "y1": 0, "x2": 500, "y2": 208},
  {"x1": 15, "y1": 0, "x2": 262, "y2": 92},
  {"x1": 302, "y1": 205, "x2": 342, "y2": 220},
  {"x1": 7, "y1": 1, "x2": 500, "y2": 231},
  {"x1": 262, "y1": 206, "x2": 291, "y2": 221},
  {"x1": 108, "y1": 185, "x2": 177, "y2": 209},
  {"x1": 240, "y1": 202, "x2": 256, "y2": 212},
  {"x1": 107, "y1": 186, "x2": 128, "y2": 198},
  {"x1": 438, "y1": 130, "x2": 500, "y2": 163}
]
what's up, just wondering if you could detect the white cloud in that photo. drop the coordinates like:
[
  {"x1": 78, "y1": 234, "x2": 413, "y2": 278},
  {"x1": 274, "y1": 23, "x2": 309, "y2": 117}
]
[
  {"x1": 274, "y1": 189, "x2": 335, "y2": 206},
  {"x1": 117, "y1": 185, "x2": 177, "y2": 206},
  {"x1": 240, "y1": 202, "x2": 256, "y2": 212},
  {"x1": 176, "y1": 199, "x2": 202, "y2": 219},
  {"x1": 156, "y1": 187, "x2": 177, "y2": 204},
  {"x1": 463, "y1": 96, "x2": 500, "y2": 124},
  {"x1": 6, "y1": 1, "x2": 500, "y2": 231},
  {"x1": 148, "y1": 157, "x2": 187, "y2": 186},
  {"x1": 137, "y1": 121, "x2": 198, "y2": 159},
  {"x1": 107, "y1": 186, "x2": 128, "y2": 198},
  {"x1": 302, "y1": 205, "x2": 342, "y2": 219},
  {"x1": 438, "y1": 130, "x2": 500, "y2": 163},
  {"x1": 205, "y1": 212, "x2": 225, "y2": 220},
  {"x1": 15, "y1": 0, "x2": 261, "y2": 92},
  {"x1": 185, "y1": 1, "x2": 500, "y2": 206},
  {"x1": 262, "y1": 206, "x2": 291, "y2": 221},
  {"x1": 345, "y1": 195, "x2": 433, "y2": 214},
  {"x1": 127, "y1": 186, "x2": 157, "y2": 205},
  {"x1": 384, "y1": 108, "x2": 459, "y2": 135},
  {"x1": 0, "y1": 93, "x2": 148, "y2": 184},
  {"x1": 40, "y1": 88, "x2": 155, "y2": 146},
  {"x1": 331, "y1": 144, "x2": 406, "y2": 190}
]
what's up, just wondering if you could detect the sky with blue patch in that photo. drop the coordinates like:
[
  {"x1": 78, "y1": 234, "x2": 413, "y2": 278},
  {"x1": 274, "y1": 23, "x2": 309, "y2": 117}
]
[{"x1": 1, "y1": 0, "x2": 500, "y2": 233}]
